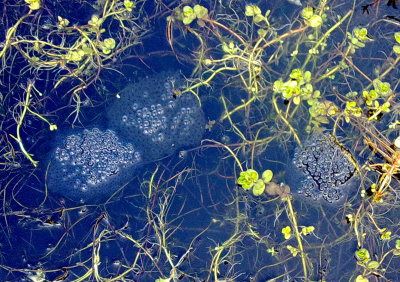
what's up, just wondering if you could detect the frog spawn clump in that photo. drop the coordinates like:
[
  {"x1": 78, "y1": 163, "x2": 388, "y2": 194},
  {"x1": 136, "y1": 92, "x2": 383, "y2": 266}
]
[
  {"x1": 293, "y1": 134, "x2": 356, "y2": 203},
  {"x1": 48, "y1": 128, "x2": 141, "y2": 201},
  {"x1": 107, "y1": 71, "x2": 205, "y2": 162},
  {"x1": 47, "y1": 71, "x2": 205, "y2": 202}
]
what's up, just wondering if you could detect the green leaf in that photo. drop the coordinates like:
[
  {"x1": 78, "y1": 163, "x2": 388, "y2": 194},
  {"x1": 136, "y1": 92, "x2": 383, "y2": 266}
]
[
  {"x1": 381, "y1": 102, "x2": 391, "y2": 113},
  {"x1": 262, "y1": 170, "x2": 273, "y2": 183},
  {"x1": 393, "y1": 45, "x2": 400, "y2": 54},
  {"x1": 346, "y1": 101, "x2": 357, "y2": 108},
  {"x1": 293, "y1": 96, "x2": 301, "y2": 105},
  {"x1": 267, "y1": 247, "x2": 277, "y2": 256},
  {"x1": 355, "y1": 248, "x2": 370, "y2": 263},
  {"x1": 282, "y1": 226, "x2": 291, "y2": 240},
  {"x1": 182, "y1": 6, "x2": 196, "y2": 25},
  {"x1": 273, "y1": 79, "x2": 284, "y2": 93},
  {"x1": 237, "y1": 176, "x2": 252, "y2": 189},
  {"x1": 237, "y1": 169, "x2": 259, "y2": 190},
  {"x1": 373, "y1": 79, "x2": 392, "y2": 96},
  {"x1": 290, "y1": 68, "x2": 303, "y2": 80},
  {"x1": 300, "y1": 7, "x2": 314, "y2": 19},
  {"x1": 257, "y1": 29, "x2": 267, "y2": 37},
  {"x1": 247, "y1": 169, "x2": 259, "y2": 181},
  {"x1": 155, "y1": 278, "x2": 171, "y2": 282},
  {"x1": 367, "y1": 261, "x2": 380, "y2": 269},
  {"x1": 395, "y1": 239, "x2": 400, "y2": 249},
  {"x1": 183, "y1": 16, "x2": 195, "y2": 25},
  {"x1": 307, "y1": 15, "x2": 323, "y2": 28},
  {"x1": 354, "y1": 27, "x2": 369, "y2": 42},
  {"x1": 393, "y1": 249, "x2": 400, "y2": 256},
  {"x1": 193, "y1": 5, "x2": 208, "y2": 19},
  {"x1": 301, "y1": 226, "x2": 315, "y2": 236},
  {"x1": 183, "y1": 6, "x2": 194, "y2": 16},
  {"x1": 124, "y1": 0, "x2": 136, "y2": 11},
  {"x1": 395, "y1": 32, "x2": 400, "y2": 44},
  {"x1": 246, "y1": 5, "x2": 261, "y2": 16},
  {"x1": 25, "y1": 0, "x2": 41, "y2": 10},
  {"x1": 253, "y1": 14, "x2": 264, "y2": 23},
  {"x1": 286, "y1": 245, "x2": 299, "y2": 256},
  {"x1": 252, "y1": 179, "x2": 265, "y2": 196},
  {"x1": 355, "y1": 275, "x2": 369, "y2": 282},
  {"x1": 103, "y1": 38, "x2": 116, "y2": 49}
]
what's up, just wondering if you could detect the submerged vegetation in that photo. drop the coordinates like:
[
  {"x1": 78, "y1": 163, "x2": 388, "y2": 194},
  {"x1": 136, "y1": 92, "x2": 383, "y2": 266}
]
[{"x1": 1, "y1": 0, "x2": 400, "y2": 281}]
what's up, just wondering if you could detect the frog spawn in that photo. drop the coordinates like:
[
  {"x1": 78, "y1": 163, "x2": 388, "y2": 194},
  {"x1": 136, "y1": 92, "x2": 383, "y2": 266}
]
[
  {"x1": 107, "y1": 71, "x2": 205, "y2": 162},
  {"x1": 48, "y1": 71, "x2": 205, "y2": 201},
  {"x1": 48, "y1": 128, "x2": 141, "y2": 201},
  {"x1": 292, "y1": 134, "x2": 356, "y2": 203}
]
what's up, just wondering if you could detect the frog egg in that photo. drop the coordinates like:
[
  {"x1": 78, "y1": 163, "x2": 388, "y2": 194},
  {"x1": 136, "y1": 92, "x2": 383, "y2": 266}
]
[
  {"x1": 80, "y1": 184, "x2": 88, "y2": 192},
  {"x1": 164, "y1": 81, "x2": 171, "y2": 90},
  {"x1": 167, "y1": 100, "x2": 175, "y2": 109}
]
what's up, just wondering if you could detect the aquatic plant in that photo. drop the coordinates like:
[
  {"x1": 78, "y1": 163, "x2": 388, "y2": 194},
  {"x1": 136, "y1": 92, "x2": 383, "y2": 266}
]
[
  {"x1": 0, "y1": 0, "x2": 147, "y2": 167},
  {"x1": 237, "y1": 168, "x2": 273, "y2": 196}
]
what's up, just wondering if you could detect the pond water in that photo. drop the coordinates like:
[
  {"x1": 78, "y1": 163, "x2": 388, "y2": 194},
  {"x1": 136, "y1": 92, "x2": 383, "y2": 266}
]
[{"x1": 1, "y1": 1, "x2": 400, "y2": 281}]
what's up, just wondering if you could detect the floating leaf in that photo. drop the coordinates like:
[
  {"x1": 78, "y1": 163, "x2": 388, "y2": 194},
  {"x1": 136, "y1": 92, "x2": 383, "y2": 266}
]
[
  {"x1": 252, "y1": 179, "x2": 265, "y2": 196},
  {"x1": 293, "y1": 96, "x2": 301, "y2": 105},
  {"x1": 301, "y1": 7, "x2": 314, "y2": 19},
  {"x1": 193, "y1": 5, "x2": 208, "y2": 19},
  {"x1": 393, "y1": 45, "x2": 400, "y2": 54},
  {"x1": 282, "y1": 226, "x2": 291, "y2": 240},
  {"x1": 286, "y1": 245, "x2": 299, "y2": 256},
  {"x1": 245, "y1": 5, "x2": 261, "y2": 17},
  {"x1": 395, "y1": 32, "x2": 400, "y2": 44},
  {"x1": 301, "y1": 226, "x2": 315, "y2": 236},
  {"x1": 182, "y1": 6, "x2": 196, "y2": 25},
  {"x1": 355, "y1": 248, "x2": 370, "y2": 263},
  {"x1": 253, "y1": 14, "x2": 265, "y2": 23},
  {"x1": 367, "y1": 261, "x2": 380, "y2": 269},
  {"x1": 257, "y1": 29, "x2": 267, "y2": 37},
  {"x1": 307, "y1": 15, "x2": 323, "y2": 28},
  {"x1": 355, "y1": 275, "x2": 369, "y2": 282},
  {"x1": 262, "y1": 170, "x2": 273, "y2": 183},
  {"x1": 124, "y1": 0, "x2": 136, "y2": 12},
  {"x1": 103, "y1": 38, "x2": 116, "y2": 49},
  {"x1": 237, "y1": 169, "x2": 259, "y2": 190}
]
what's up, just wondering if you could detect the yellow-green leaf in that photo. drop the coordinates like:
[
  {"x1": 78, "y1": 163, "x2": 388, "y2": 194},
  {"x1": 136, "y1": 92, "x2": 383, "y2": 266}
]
[
  {"x1": 282, "y1": 226, "x2": 291, "y2": 240},
  {"x1": 252, "y1": 179, "x2": 265, "y2": 196},
  {"x1": 367, "y1": 261, "x2": 380, "y2": 269},
  {"x1": 395, "y1": 32, "x2": 400, "y2": 44},
  {"x1": 355, "y1": 275, "x2": 369, "y2": 282},
  {"x1": 262, "y1": 170, "x2": 273, "y2": 183}
]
